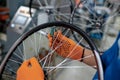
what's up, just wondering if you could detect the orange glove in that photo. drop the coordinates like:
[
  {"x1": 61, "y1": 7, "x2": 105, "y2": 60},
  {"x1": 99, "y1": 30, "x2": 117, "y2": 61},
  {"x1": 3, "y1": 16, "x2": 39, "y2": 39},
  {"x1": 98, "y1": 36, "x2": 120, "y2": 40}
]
[
  {"x1": 75, "y1": 0, "x2": 80, "y2": 5},
  {"x1": 17, "y1": 57, "x2": 44, "y2": 80},
  {"x1": 75, "y1": 0, "x2": 83, "y2": 8},
  {"x1": 48, "y1": 30, "x2": 84, "y2": 60}
]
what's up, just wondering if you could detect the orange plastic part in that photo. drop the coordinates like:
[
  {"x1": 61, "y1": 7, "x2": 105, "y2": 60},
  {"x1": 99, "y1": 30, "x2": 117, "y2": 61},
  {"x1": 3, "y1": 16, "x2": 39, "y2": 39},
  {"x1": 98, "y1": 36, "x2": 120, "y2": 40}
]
[
  {"x1": 17, "y1": 57, "x2": 44, "y2": 80},
  {"x1": 75, "y1": 0, "x2": 83, "y2": 8},
  {"x1": 48, "y1": 30, "x2": 84, "y2": 60},
  {"x1": 0, "y1": 7, "x2": 9, "y2": 21},
  {"x1": 75, "y1": 0, "x2": 81, "y2": 5}
]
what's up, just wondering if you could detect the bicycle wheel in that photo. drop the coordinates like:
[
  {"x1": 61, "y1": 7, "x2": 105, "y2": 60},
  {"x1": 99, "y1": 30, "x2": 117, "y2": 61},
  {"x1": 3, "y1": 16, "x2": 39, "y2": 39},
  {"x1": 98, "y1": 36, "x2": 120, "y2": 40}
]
[
  {"x1": 0, "y1": 22, "x2": 103, "y2": 80},
  {"x1": 29, "y1": 0, "x2": 73, "y2": 24},
  {"x1": 70, "y1": 0, "x2": 120, "y2": 52}
]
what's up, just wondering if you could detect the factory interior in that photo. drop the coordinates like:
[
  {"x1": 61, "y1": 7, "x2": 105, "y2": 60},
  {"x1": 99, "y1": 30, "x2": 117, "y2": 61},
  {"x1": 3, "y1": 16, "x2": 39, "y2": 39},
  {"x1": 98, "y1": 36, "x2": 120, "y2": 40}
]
[{"x1": 0, "y1": 0, "x2": 120, "y2": 80}]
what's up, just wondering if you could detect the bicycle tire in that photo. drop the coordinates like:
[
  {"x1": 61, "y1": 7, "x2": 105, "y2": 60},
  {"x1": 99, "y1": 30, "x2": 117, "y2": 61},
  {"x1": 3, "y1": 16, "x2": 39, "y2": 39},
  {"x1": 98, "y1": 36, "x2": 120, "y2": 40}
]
[{"x1": 0, "y1": 22, "x2": 103, "y2": 80}]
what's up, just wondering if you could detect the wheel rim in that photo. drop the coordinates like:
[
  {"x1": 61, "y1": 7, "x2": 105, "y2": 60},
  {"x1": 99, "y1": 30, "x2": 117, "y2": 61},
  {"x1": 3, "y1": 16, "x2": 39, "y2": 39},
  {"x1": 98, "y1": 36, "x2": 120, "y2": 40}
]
[{"x1": 0, "y1": 22, "x2": 103, "y2": 80}]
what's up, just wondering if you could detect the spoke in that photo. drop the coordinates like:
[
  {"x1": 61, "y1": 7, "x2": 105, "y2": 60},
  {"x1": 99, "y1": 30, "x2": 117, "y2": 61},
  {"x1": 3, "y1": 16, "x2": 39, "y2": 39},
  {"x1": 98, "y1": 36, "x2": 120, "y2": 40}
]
[
  {"x1": 104, "y1": 0, "x2": 109, "y2": 7},
  {"x1": 39, "y1": 43, "x2": 63, "y2": 63},
  {"x1": 96, "y1": 7, "x2": 110, "y2": 20},
  {"x1": 54, "y1": 10, "x2": 70, "y2": 21},
  {"x1": 41, "y1": 44, "x2": 72, "y2": 73},
  {"x1": 42, "y1": 53, "x2": 50, "y2": 68},
  {"x1": 69, "y1": 4, "x2": 79, "y2": 23},
  {"x1": 100, "y1": 1, "x2": 119, "y2": 21},
  {"x1": 9, "y1": 59, "x2": 22, "y2": 64},
  {"x1": 37, "y1": 32, "x2": 42, "y2": 60},
  {"x1": 55, "y1": 15, "x2": 70, "y2": 22},
  {"x1": 37, "y1": 0, "x2": 43, "y2": 6},
  {"x1": 33, "y1": 33, "x2": 38, "y2": 56},
  {"x1": 47, "y1": 59, "x2": 68, "y2": 73},
  {"x1": 70, "y1": 1, "x2": 93, "y2": 24},
  {"x1": 13, "y1": 52, "x2": 23, "y2": 61},
  {"x1": 104, "y1": 0, "x2": 113, "y2": 10},
  {"x1": 6, "y1": 65, "x2": 16, "y2": 74},
  {"x1": 109, "y1": 12, "x2": 119, "y2": 19},
  {"x1": 66, "y1": 38, "x2": 83, "y2": 58},
  {"x1": 2, "y1": 74, "x2": 16, "y2": 79},
  {"x1": 24, "y1": 35, "x2": 38, "y2": 57},
  {"x1": 44, "y1": 0, "x2": 49, "y2": 6},
  {"x1": 22, "y1": 41, "x2": 26, "y2": 60},
  {"x1": 44, "y1": 65, "x2": 90, "y2": 69},
  {"x1": 80, "y1": 54, "x2": 94, "y2": 61},
  {"x1": 38, "y1": 30, "x2": 48, "y2": 37},
  {"x1": 39, "y1": 50, "x2": 52, "y2": 63},
  {"x1": 55, "y1": 4, "x2": 70, "y2": 9},
  {"x1": 77, "y1": 14, "x2": 94, "y2": 23},
  {"x1": 53, "y1": 13, "x2": 70, "y2": 16},
  {"x1": 44, "y1": 53, "x2": 53, "y2": 71},
  {"x1": 73, "y1": 21, "x2": 93, "y2": 28},
  {"x1": 103, "y1": 12, "x2": 119, "y2": 26},
  {"x1": 17, "y1": 47, "x2": 23, "y2": 58},
  {"x1": 112, "y1": 4, "x2": 119, "y2": 13},
  {"x1": 84, "y1": 4, "x2": 97, "y2": 19},
  {"x1": 51, "y1": 28, "x2": 70, "y2": 49},
  {"x1": 49, "y1": 0, "x2": 56, "y2": 6}
]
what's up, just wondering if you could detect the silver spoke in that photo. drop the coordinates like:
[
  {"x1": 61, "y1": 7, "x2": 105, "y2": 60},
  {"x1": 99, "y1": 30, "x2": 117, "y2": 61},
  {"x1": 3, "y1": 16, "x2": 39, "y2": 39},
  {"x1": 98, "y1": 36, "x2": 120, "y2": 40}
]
[
  {"x1": 44, "y1": 66, "x2": 91, "y2": 69},
  {"x1": 13, "y1": 52, "x2": 23, "y2": 60},
  {"x1": 9, "y1": 59, "x2": 22, "y2": 64}
]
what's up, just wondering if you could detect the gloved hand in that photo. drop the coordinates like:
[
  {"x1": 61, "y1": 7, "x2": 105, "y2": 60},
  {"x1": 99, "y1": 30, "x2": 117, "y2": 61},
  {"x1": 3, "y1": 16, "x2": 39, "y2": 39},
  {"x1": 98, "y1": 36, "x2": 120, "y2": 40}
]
[
  {"x1": 75, "y1": 0, "x2": 80, "y2": 5},
  {"x1": 75, "y1": 0, "x2": 83, "y2": 8},
  {"x1": 17, "y1": 57, "x2": 44, "y2": 80},
  {"x1": 48, "y1": 30, "x2": 84, "y2": 60}
]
